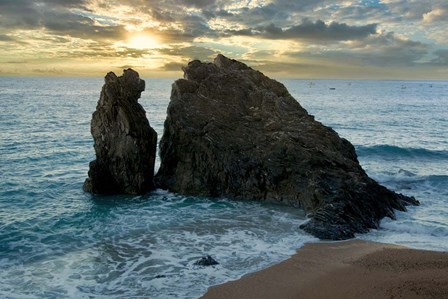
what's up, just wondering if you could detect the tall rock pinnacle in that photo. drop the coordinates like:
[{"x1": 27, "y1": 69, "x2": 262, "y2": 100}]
[{"x1": 84, "y1": 69, "x2": 157, "y2": 195}]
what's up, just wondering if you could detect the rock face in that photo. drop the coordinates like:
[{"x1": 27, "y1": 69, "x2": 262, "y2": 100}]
[
  {"x1": 156, "y1": 54, "x2": 419, "y2": 240},
  {"x1": 84, "y1": 69, "x2": 157, "y2": 195}
]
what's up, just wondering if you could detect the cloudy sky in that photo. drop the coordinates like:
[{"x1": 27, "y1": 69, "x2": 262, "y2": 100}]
[{"x1": 1, "y1": 0, "x2": 447, "y2": 79}]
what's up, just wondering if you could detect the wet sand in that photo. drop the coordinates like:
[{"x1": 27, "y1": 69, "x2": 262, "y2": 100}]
[{"x1": 202, "y1": 240, "x2": 448, "y2": 299}]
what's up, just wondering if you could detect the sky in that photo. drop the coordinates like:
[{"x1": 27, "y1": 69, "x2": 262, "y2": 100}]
[{"x1": 1, "y1": 0, "x2": 447, "y2": 79}]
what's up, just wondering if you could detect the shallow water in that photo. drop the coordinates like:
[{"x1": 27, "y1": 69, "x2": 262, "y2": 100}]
[{"x1": 0, "y1": 77, "x2": 447, "y2": 298}]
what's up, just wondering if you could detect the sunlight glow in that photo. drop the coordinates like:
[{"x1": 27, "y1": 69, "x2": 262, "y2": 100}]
[{"x1": 127, "y1": 34, "x2": 160, "y2": 49}]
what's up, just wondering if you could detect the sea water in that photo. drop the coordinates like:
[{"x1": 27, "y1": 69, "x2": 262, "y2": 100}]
[{"x1": 0, "y1": 77, "x2": 447, "y2": 298}]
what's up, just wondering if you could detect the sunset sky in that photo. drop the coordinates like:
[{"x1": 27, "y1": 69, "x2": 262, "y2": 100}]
[{"x1": 1, "y1": 0, "x2": 447, "y2": 79}]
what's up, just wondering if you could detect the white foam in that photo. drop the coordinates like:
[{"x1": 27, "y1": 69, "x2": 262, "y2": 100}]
[{"x1": 0, "y1": 193, "x2": 316, "y2": 298}]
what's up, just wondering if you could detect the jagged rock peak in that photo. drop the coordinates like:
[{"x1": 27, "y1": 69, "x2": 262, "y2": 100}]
[
  {"x1": 156, "y1": 54, "x2": 418, "y2": 240},
  {"x1": 84, "y1": 69, "x2": 157, "y2": 195},
  {"x1": 103, "y1": 69, "x2": 145, "y2": 103},
  {"x1": 181, "y1": 55, "x2": 290, "y2": 98}
]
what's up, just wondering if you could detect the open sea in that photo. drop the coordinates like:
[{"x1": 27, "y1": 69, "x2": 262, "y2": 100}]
[{"x1": 0, "y1": 77, "x2": 447, "y2": 298}]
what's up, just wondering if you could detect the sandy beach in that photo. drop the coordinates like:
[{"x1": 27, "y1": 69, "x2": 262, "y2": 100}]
[{"x1": 202, "y1": 240, "x2": 448, "y2": 299}]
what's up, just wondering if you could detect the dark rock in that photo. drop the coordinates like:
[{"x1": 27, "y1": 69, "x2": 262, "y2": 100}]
[
  {"x1": 156, "y1": 54, "x2": 419, "y2": 240},
  {"x1": 194, "y1": 255, "x2": 219, "y2": 266},
  {"x1": 84, "y1": 69, "x2": 157, "y2": 195}
]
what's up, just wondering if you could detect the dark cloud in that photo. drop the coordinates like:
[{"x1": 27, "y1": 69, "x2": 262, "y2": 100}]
[
  {"x1": 0, "y1": 34, "x2": 15, "y2": 41},
  {"x1": 430, "y1": 49, "x2": 448, "y2": 65},
  {"x1": 272, "y1": 0, "x2": 327, "y2": 11},
  {"x1": 279, "y1": 20, "x2": 378, "y2": 41},
  {"x1": 287, "y1": 32, "x2": 429, "y2": 67},
  {"x1": 181, "y1": 0, "x2": 217, "y2": 8},
  {"x1": 176, "y1": 14, "x2": 213, "y2": 38},
  {"x1": 42, "y1": 10, "x2": 127, "y2": 40},
  {"x1": 160, "y1": 61, "x2": 185, "y2": 71},
  {"x1": 227, "y1": 20, "x2": 377, "y2": 42},
  {"x1": 139, "y1": 0, "x2": 218, "y2": 23},
  {"x1": 0, "y1": 0, "x2": 88, "y2": 28},
  {"x1": 211, "y1": 9, "x2": 234, "y2": 18},
  {"x1": 0, "y1": 34, "x2": 29, "y2": 45},
  {"x1": 201, "y1": 0, "x2": 329, "y2": 30},
  {"x1": 140, "y1": 0, "x2": 218, "y2": 9},
  {"x1": 42, "y1": 0, "x2": 87, "y2": 8},
  {"x1": 143, "y1": 5, "x2": 176, "y2": 23},
  {"x1": 158, "y1": 46, "x2": 217, "y2": 60},
  {"x1": 207, "y1": 3, "x2": 289, "y2": 28},
  {"x1": 0, "y1": 0, "x2": 41, "y2": 29},
  {"x1": 0, "y1": 0, "x2": 124, "y2": 41}
]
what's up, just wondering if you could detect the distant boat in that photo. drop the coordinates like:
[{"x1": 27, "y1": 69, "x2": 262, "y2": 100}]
[{"x1": 329, "y1": 87, "x2": 336, "y2": 90}]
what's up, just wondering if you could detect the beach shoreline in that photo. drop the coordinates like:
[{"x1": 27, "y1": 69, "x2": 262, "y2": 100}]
[{"x1": 201, "y1": 240, "x2": 448, "y2": 299}]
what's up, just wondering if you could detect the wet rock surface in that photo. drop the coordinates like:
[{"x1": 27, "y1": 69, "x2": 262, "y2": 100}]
[
  {"x1": 156, "y1": 54, "x2": 419, "y2": 240},
  {"x1": 194, "y1": 255, "x2": 219, "y2": 266},
  {"x1": 84, "y1": 69, "x2": 157, "y2": 195}
]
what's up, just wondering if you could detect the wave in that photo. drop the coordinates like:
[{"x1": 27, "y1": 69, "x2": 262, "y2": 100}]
[
  {"x1": 370, "y1": 171, "x2": 448, "y2": 197},
  {"x1": 356, "y1": 145, "x2": 448, "y2": 160},
  {"x1": 425, "y1": 174, "x2": 448, "y2": 185},
  {"x1": 380, "y1": 218, "x2": 448, "y2": 238}
]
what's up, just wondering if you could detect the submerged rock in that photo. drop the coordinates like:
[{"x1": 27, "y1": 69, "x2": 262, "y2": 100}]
[
  {"x1": 194, "y1": 255, "x2": 219, "y2": 266},
  {"x1": 156, "y1": 54, "x2": 419, "y2": 240},
  {"x1": 84, "y1": 69, "x2": 157, "y2": 195}
]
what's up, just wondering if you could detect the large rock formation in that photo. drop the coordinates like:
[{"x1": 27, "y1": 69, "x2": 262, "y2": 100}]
[
  {"x1": 156, "y1": 54, "x2": 419, "y2": 240},
  {"x1": 84, "y1": 69, "x2": 157, "y2": 195}
]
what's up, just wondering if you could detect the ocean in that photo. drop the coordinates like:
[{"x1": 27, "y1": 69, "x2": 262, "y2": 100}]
[{"x1": 0, "y1": 77, "x2": 447, "y2": 298}]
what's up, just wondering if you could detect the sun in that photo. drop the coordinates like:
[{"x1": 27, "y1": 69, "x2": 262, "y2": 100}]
[{"x1": 127, "y1": 34, "x2": 160, "y2": 49}]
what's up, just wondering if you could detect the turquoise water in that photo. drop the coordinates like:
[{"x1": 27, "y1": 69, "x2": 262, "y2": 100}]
[{"x1": 0, "y1": 77, "x2": 447, "y2": 298}]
